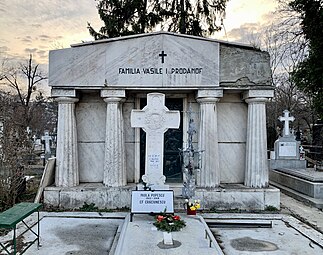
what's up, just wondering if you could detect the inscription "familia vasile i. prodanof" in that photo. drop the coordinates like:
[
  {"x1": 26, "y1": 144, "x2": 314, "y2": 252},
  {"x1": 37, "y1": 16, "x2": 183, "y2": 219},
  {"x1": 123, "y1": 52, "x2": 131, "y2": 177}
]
[
  {"x1": 119, "y1": 51, "x2": 203, "y2": 75},
  {"x1": 118, "y1": 67, "x2": 203, "y2": 75}
]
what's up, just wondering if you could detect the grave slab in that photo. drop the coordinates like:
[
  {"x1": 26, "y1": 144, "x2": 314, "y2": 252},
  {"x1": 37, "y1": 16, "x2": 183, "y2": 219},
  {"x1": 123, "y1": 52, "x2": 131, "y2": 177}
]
[
  {"x1": 205, "y1": 214, "x2": 323, "y2": 255},
  {"x1": 270, "y1": 169, "x2": 323, "y2": 199},
  {"x1": 0, "y1": 212, "x2": 126, "y2": 255}
]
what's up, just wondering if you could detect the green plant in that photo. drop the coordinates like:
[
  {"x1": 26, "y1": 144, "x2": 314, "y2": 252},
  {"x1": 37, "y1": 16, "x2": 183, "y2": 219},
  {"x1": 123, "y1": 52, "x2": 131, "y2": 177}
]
[
  {"x1": 153, "y1": 213, "x2": 186, "y2": 232},
  {"x1": 78, "y1": 202, "x2": 99, "y2": 212},
  {"x1": 265, "y1": 205, "x2": 279, "y2": 212}
]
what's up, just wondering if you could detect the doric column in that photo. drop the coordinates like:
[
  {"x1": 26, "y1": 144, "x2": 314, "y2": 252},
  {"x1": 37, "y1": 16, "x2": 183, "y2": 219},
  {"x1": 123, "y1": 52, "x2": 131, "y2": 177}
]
[
  {"x1": 55, "y1": 96, "x2": 79, "y2": 187},
  {"x1": 244, "y1": 90, "x2": 273, "y2": 188},
  {"x1": 196, "y1": 90, "x2": 223, "y2": 188},
  {"x1": 101, "y1": 90, "x2": 126, "y2": 187}
]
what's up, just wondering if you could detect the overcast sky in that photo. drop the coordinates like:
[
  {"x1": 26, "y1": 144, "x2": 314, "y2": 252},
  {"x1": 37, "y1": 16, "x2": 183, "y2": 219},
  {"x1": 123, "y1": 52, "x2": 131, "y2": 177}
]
[{"x1": 0, "y1": 0, "x2": 278, "y2": 65}]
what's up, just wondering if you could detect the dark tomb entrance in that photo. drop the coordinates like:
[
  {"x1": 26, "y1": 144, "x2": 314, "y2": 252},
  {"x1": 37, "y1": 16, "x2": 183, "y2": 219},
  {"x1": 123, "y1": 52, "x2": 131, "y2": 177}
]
[{"x1": 140, "y1": 98, "x2": 183, "y2": 183}]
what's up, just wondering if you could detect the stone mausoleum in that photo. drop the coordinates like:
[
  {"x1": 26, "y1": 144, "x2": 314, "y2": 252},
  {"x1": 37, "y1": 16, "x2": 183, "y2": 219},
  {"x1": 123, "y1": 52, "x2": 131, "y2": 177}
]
[{"x1": 44, "y1": 32, "x2": 280, "y2": 210}]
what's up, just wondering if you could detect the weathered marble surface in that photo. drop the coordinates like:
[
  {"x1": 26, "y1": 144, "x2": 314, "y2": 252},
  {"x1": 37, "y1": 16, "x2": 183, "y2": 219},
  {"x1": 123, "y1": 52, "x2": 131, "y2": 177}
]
[
  {"x1": 49, "y1": 44, "x2": 106, "y2": 87},
  {"x1": 219, "y1": 144, "x2": 246, "y2": 183},
  {"x1": 217, "y1": 94, "x2": 247, "y2": 183},
  {"x1": 220, "y1": 44, "x2": 271, "y2": 86},
  {"x1": 49, "y1": 32, "x2": 219, "y2": 88},
  {"x1": 218, "y1": 101, "x2": 247, "y2": 142},
  {"x1": 198, "y1": 186, "x2": 280, "y2": 210},
  {"x1": 76, "y1": 93, "x2": 106, "y2": 182},
  {"x1": 48, "y1": 31, "x2": 276, "y2": 211},
  {"x1": 123, "y1": 99, "x2": 136, "y2": 182},
  {"x1": 269, "y1": 159, "x2": 307, "y2": 170},
  {"x1": 55, "y1": 97, "x2": 79, "y2": 187},
  {"x1": 245, "y1": 98, "x2": 269, "y2": 188},
  {"x1": 196, "y1": 93, "x2": 222, "y2": 187},
  {"x1": 103, "y1": 95, "x2": 127, "y2": 187},
  {"x1": 43, "y1": 184, "x2": 280, "y2": 210},
  {"x1": 78, "y1": 143, "x2": 105, "y2": 182},
  {"x1": 76, "y1": 94, "x2": 106, "y2": 142},
  {"x1": 44, "y1": 184, "x2": 133, "y2": 209}
]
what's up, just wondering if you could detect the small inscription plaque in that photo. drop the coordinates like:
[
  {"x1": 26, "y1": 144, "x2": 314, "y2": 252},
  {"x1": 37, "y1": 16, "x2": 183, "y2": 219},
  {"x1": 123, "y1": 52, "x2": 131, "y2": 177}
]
[
  {"x1": 131, "y1": 190, "x2": 174, "y2": 213},
  {"x1": 279, "y1": 142, "x2": 297, "y2": 157}
]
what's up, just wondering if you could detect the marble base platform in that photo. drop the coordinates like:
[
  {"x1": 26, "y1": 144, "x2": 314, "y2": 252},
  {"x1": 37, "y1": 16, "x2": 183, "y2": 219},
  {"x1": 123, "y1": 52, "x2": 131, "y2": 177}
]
[
  {"x1": 44, "y1": 184, "x2": 133, "y2": 209},
  {"x1": 269, "y1": 159, "x2": 307, "y2": 170},
  {"x1": 43, "y1": 183, "x2": 280, "y2": 211},
  {"x1": 269, "y1": 168, "x2": 323, "y2": 208}
]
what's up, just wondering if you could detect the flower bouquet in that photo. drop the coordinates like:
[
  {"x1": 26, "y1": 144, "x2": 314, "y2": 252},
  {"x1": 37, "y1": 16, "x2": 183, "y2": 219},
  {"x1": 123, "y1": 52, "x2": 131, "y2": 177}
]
[
  {"x1": 185, "y1": 199, "x2": 201, "y2": 215},
  {"x1": 153, "y1": 213, "x2": 186, "y2": 232}
]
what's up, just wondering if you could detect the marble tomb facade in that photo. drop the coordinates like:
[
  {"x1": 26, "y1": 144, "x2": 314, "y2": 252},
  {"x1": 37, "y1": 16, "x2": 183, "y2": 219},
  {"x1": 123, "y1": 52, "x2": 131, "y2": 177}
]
[{"x1": 45, "y1": 32, "x2": 279, "y2": 210}]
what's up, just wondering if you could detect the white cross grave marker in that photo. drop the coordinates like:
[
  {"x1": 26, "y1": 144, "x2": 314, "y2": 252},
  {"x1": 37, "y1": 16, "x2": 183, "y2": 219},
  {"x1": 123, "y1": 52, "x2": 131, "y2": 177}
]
[
  {"x1": 41, "y1": 130, "x2": 52, "y2": 155},
  {"x1": 278, "y1": 110, "x2": 295, "y2": 137},
  {"x1": 131, "y1": 93, "x2": 180, "y2": 190}
]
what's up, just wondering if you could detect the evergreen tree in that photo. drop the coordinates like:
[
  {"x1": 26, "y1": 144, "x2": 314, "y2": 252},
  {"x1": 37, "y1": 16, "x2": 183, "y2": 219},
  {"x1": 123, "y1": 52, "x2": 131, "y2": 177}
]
[
  {"x1": 88, "y1": 0, "x2": 228, "y2": 39},
  {"x1": 289, "y1": 0, "x2": 323, "y2": 119}
]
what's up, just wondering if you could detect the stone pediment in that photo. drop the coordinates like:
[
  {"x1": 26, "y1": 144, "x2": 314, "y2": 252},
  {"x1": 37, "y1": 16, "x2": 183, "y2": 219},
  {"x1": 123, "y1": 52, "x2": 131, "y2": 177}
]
[{"x1": 49, "y1": 31, "x2": 271, "y2": 89}]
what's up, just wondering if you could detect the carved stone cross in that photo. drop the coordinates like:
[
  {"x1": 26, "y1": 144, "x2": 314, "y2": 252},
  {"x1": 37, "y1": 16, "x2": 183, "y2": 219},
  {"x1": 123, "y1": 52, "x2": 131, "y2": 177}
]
[
  {"x1": 131, "y1": 93, "x2": 180, "y2": 190},
  {"x1": 278, "y1": 110, "x2": 295, "y2": 137}
]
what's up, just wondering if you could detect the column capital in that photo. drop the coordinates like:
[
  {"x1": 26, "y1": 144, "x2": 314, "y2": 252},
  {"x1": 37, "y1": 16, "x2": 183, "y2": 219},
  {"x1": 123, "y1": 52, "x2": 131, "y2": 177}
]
[
  {"x1": 55, "y1": 97, "x2": 79, "y2": 104},
  {"x1": 51, "y1": 89, "x2": 77, "y2": 98},
  {"x1": 243, "y1": 89, "x2": 274, "y2": 100},
  {"x1": 196, "y1": 97, "x2": 221, "y2": 104},
  {"x1": 196, "y1": 89, "x2": 223, "y2": 99},
  {"x1": 245, "y1": 97, "x2": 269, "y2": 104},
  {"x1": 101, "y1": 89, "x2": 126, "y2": 98},
  {"x1": 103, "y1": 97, "x2": 124, "y2": 103}
]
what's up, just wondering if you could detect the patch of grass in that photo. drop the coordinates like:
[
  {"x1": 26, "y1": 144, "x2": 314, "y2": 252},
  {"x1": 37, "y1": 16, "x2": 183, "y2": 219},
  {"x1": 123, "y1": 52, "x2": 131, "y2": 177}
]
[
  {"x1": 265, "y1": 205, "x2": 279, "y2": 212},
  {"x1": 78, "y1": 202, "x2": 99, "y2": 212},
  {"x1": 208, "y1": 207, "x2": 243, "y2": 213},
  {"x1": 78, "y1": 202, "x2": 117, "y2": 213}
]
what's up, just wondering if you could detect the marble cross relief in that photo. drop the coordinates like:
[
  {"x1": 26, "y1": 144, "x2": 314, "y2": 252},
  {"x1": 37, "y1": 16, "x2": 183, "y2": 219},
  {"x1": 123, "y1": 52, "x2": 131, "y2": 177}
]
[{"x1": 131, "y1": 93, "x2": 180, "y2": 190}]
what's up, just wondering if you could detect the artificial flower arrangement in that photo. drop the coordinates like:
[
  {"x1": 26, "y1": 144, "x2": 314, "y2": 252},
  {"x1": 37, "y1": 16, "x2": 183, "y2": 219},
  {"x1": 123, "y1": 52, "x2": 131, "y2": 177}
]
[
  {"x1": 185, "y1": 199, "x2": 201, "y2": 215},
  {"x1": 153, "y1": 212, "x2": 186, "y2": 232},
  {"x1": 186, "y1": 199, "x2": 201, "y2": 210}
]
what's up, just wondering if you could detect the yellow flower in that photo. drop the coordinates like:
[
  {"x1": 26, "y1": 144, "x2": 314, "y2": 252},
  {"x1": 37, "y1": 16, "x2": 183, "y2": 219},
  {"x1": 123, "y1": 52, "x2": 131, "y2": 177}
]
[{"x1": 190, "y1": 206, "x2": 196, "y2": 211}]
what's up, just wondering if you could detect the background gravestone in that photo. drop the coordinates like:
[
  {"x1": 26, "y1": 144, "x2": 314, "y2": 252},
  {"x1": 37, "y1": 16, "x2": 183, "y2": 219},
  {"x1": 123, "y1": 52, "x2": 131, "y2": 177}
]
[{"x1": 270, "y1": 110, "x2": 306, "y2": 169}]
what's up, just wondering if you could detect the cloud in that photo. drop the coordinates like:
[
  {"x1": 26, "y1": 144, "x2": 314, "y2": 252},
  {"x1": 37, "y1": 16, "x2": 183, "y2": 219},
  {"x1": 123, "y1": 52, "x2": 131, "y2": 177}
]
[
  {"x1": 224, "y1": 22, "x2": 265, "y2": 46},
  {"x1": 31, "y1": 23, "x2": 42, "y2": 28},
  {"x1": 0, "y1": 1, "x2": 6, "y2": 13},
  {"x1": 0, "y1": 46, "x2": 10, "y2": 52},
  {"x1": 39, "y1": 35, "x2": 51, "y2": 42},
  {"x1": 0, "y1": 0, "x2": 101, "y2": 64},
  {"x1": 37, "y1": 50, "x2": 47, "y2": 59},
  {"x1": 24, "y1": 48, "x2": 38, "y2": 54},
  {"x1": 20, "y1": 38, "x2": 33, "y2": 44}
]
